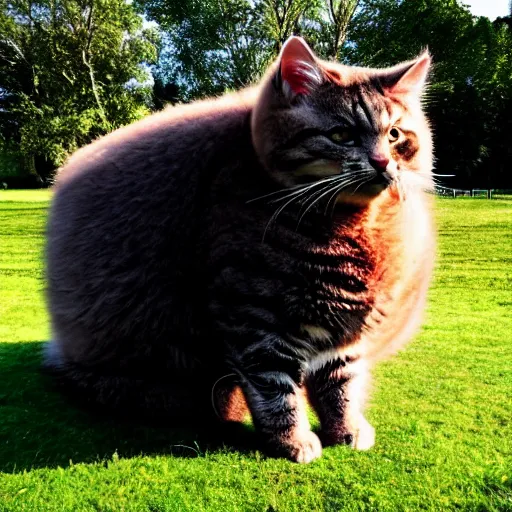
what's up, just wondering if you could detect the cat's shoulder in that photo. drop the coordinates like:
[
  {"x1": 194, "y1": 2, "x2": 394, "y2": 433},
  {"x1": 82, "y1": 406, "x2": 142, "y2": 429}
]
[{"x1": 54, "y1": 87, "x2": 259, "y2": 186}]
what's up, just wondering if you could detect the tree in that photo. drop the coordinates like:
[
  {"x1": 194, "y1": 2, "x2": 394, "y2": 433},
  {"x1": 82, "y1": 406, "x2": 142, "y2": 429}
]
[
  {"x1": 346, "y1": 0, "x2": 512, "y2": 188},
  {"x1": 325, "y1": 0, "x2": 360, "y2": 59},
  {"x1": 136, "y1": 0, "x2": 266, "y2": 99},
  {"x1": 136, "y1": 0, "x2": 326, "y2": 100},
  {"x1": 261, "y1": 0, "x2": 316, "y2": 52},
  {"x1": 4, "y1": 0, "x2": 509, "y2": 188},
  {"x1": 0, "y1": 0, "x2": 158, "y2": 179}
]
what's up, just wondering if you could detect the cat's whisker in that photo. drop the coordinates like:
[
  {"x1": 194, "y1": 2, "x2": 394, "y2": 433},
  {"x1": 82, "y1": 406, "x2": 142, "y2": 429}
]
[
  {"x1": 300, "y1": 171, "x2": 364, "y2": 205},
  {"x1": 296, "y1": 175, "x2": 346, "y2": 210},
  {"x1": 403, "y1": 169, "x2": 435, "y2": 184},
  {"x1": 263, "y1": 188, "x2": 310, "y2": 241},
  {"x1": 411, "y1": 177, "x2": 460, "y2": 196},
  {"x1": 340, "y1": 174, "x2": 370, "y2": 194},
  {"x1": 262, "y1": 176, "x2": 352, "y2": 240},
  {"x1": 248, "y1": 175, "x2": 341, "y2": 204},
  {"x1": 268, "y1": 184, "x2": 319, "y2": 205},
  {"x1": 325, "y1": 181, "x2": 348, "y2": 214},
  {"x1": 296, "y1": 174, "x2": 370, "y2": 229},
  {"x1": 350, "y1": 173, "x2": 375, "y2": 196},
  {"x1": 296, "y1": 180, "x2": 345, "y2": 224},
  {"x1": 415, "y1": 171, "x2": 455, "y2": 180},
  {"x1": 425, "y1": 176, "x2": 451, "y2": 188},
  {"x1": 247, "y1": 183, "x2": 308, "y2": 204},
  {"x1": 401, "y1": 170, "x2": 435, "y2": 194},
  {"x1": 268, "y1": 176, "x2": 341, "y2": 205},
  {"x1": 292, "y1": 177, "x2": 352, "y2": 228},
  {"x1": 303, "y1": 174, "x2": 362, "y2": 205},
  {"x1": 326, "y1": 177, "x2": 364, "y2": 217}
]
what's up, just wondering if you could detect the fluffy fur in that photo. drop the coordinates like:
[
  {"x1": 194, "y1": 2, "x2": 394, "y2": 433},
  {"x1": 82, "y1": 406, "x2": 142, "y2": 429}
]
[{"x1": 44, "y1": 37, "x2": 435, "y2": 463}]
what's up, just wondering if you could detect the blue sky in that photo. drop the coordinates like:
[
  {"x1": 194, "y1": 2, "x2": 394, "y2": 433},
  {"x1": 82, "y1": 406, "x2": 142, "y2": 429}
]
[{"x1": 464, "y1": 0, "x2": 509, "y2": 20}]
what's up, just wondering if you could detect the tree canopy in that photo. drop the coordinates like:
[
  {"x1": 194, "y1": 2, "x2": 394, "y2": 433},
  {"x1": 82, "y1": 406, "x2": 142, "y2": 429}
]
[
  {"x1": 348, "y1": 0, "x2": 512, "y2": 188},
  {"x1": 1, "y1": 0, "x2": 511, "y2": 188},
  {"x1": 0, "y1": 0, "x2": 158, "y2": 179}
]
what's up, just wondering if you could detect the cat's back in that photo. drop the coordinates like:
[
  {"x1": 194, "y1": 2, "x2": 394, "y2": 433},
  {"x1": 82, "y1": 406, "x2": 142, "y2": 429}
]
[
  {"x1": 53, "y1": 87, "x2": 258, "y2": 198},
  {"x1": 46, "y1": 88, "x2": 257, "y2": 363},
  {"x1": 49, "y1": 87, "x2": 258, "y2": 254}
]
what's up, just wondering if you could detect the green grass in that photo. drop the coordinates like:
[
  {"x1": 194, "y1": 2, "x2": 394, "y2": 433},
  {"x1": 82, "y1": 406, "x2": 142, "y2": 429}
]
[{"x1": 0, "y1": 189, "x2": 511, "y2": 511}]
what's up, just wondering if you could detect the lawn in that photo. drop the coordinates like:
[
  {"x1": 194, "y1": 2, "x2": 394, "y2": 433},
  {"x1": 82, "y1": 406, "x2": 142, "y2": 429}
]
[{"x1": 0, "y1": 189, "x2": 510, "y2": 511}]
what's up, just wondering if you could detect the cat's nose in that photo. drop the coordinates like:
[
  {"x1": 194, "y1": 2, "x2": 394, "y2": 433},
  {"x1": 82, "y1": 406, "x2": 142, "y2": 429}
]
[{"x1": 368, "y1": 155, "x2": 389, "y2": 172}]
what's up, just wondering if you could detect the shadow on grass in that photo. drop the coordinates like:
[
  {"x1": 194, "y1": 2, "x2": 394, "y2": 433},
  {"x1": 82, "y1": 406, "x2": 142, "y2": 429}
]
[{"x1": 0, "y1": 341, "x2": 258, "y2": 474}]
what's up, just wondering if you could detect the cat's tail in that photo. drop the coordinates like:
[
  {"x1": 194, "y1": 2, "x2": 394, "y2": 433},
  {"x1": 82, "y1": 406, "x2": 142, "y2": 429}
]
[{"x1": 41, "y1": 341, "x2": 217, "y2": 424}]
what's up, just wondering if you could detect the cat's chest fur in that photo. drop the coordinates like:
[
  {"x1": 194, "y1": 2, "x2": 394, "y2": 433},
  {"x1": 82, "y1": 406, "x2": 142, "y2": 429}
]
[
  {"x1": 207, "y1": 189, "x2": 434, "y2": 362},
  {"x1": 303, "y1": 190, "x2": 434, "y2": 361}
]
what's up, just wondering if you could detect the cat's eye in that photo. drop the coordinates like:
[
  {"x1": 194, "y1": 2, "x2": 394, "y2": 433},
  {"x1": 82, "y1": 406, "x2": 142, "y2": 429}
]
[
  {"x1": 389, "y1": 127, "x2": 401, "y2": 142},
  {"x1": 329, "y1": 129, "x2": 354, "y2": 145}
]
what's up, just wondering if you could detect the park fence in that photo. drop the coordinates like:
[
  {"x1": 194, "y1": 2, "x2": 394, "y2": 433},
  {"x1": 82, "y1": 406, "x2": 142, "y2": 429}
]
[{"x1": 436, "y1": 188, "x2": 512, "y2": 199}]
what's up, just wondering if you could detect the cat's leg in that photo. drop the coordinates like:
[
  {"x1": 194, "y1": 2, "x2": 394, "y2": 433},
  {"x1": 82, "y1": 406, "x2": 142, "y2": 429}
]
[
  {"x1": 230, "y1": 340, "x2": 322, "y2": 463},
  {"x1": 240, "y1": 371, "x2": 321, "y2": 463},
  {"x1": 213, "y1": 377, "x2": 249, "y2": 423},
  {"x1": 306, "y1": 355, "x2": 375, "y2": 451}
]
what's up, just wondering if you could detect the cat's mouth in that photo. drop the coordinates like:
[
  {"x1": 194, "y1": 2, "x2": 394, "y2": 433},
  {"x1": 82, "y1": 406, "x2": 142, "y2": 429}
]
[
  {"x1": 366, "y1": 168, "x2": 401, "y2": 190},
  {"x1": 351, "y1": 170, "x2": 392, "y2": 192},
  {"x1": 336, "y1": 169, "x2": 401, "y2": 203},
  {"x1": 369, "y1": 171, "x2": 390, "y2": 186}
]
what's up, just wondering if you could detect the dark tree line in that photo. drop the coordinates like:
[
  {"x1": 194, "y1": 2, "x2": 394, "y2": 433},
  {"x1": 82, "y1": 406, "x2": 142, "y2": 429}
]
[
  {"x1": 348, "y1": 0, "x2": 512, "y2": 189},
  {"x1": 1, "y1": 0, "x2": 511, "y2": 188}
]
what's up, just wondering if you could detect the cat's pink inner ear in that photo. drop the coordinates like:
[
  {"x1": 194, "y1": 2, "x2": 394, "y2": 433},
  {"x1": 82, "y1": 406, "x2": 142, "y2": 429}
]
[
  {"x1": 384, "y1": 52, "x2": 431, "y2": 96},
  {"x1": 279, "y1": 36, "x2": 322, "y2": 97}
]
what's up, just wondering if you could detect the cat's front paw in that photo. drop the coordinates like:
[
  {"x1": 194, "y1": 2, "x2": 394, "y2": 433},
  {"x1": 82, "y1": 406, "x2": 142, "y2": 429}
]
[
  {"x1": 321, "y1": 415, "x2": 375, "y2": 451},
  {"x1": 269, "y1": 430, "x2": 322, "y2": 463},
  {"x1": 352, "y1": 416, "x2": 375, "y2": 451},
  {"x1": 287, "y1": 430, "x2": 323, "y2": 463}
]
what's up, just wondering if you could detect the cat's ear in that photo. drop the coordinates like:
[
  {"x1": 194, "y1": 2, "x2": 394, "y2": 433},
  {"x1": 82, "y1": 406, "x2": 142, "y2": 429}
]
[
  {"x1": 276, "y1": 36, "x2": 323, "y2": 100},
  {"x1": 380, "y1": 51, "x2": 431, "y2": 96}
]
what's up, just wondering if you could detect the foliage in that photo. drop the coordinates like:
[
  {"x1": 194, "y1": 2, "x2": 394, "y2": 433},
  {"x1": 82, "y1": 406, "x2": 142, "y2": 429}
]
[
  {"x1": 0, "y1": 0, "x2": 159, "y2": 178},
  {"x1": 136, "y1": 0, "x2": 339, "y2": 99},
  {"x1": 0, "y1": 190, "x2": 511, "y2": 510},
  {"x1": 0, "y1": 143, "x2": 22, "y2": 178},
  {"x1": 347, "y1": 0, "x2": 512, "y2": 188},
  {"x1": 136, "y1": 0, "x2": 265, "y2": 99},
  {"x1": 324, "y1": 0, "x2": 360, "y2": 59},
  {"x1": 2, "y1": 0, "x2": 512, "y2": 186},
  {"x1": 137, "y1": 0, "x2": 512, "y2": 188}
]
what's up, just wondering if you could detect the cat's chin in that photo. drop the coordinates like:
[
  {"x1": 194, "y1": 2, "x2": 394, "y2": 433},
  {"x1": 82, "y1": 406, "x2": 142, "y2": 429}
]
[{"x1": 335, "y1": 182, "x2": 390, "y2": 207}]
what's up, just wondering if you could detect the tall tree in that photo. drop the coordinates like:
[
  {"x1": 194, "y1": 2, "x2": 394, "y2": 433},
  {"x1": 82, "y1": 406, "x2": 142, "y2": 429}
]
[
  {"x1": 325, "y1": 0, "x2": 360, "y2": 59},
  {"x1": 136, "y1": 0, "x2": 325, "y2": 100},
  {"x1": 347, "y1": 0, "x2": 512, "y2": 188},
  {"x1": 137, "y1": 0, "x2": 267, "y2": 99},
  {"x1": 261, "y1": 0, "x2": 315, "y2": 52},
  {"x1": 0, "y1": 0, "x2": 158, "y2": 178}
]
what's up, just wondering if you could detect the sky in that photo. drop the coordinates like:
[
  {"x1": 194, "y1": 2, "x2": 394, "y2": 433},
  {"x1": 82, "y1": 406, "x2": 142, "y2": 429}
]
[{"x1": 464, "y1": 0, "x2": 509, "y2": 20}]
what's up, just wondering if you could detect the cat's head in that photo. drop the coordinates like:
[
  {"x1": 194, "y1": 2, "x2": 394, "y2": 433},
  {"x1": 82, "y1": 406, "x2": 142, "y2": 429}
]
[{"x1": 251, "y1": 36, "x2": 433, "y2": 204}]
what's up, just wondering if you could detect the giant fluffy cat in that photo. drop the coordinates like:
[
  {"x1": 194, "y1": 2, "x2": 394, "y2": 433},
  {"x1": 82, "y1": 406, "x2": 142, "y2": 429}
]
[{"x1": 45, "y1": 37, "x2": 435, "y2": 463}]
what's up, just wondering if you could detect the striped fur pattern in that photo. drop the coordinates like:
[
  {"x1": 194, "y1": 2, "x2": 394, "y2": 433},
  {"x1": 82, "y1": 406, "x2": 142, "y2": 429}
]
[{"x1": 44, "y1": 37, "x2": 435, "y2": 462}]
